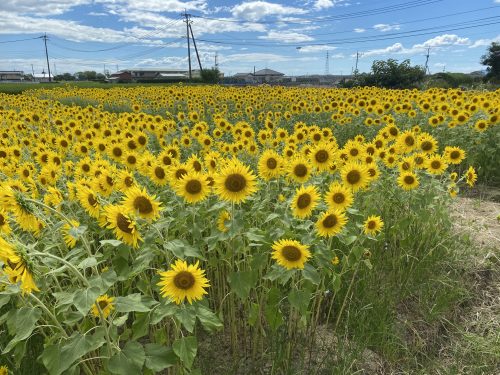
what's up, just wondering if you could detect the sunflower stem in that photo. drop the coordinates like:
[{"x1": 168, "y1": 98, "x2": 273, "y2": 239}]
[
  {"x1": 28, "y1": 293, "x2": 68, "y2": 337},
  {"x1": 30, "y1": 251, "x2": 89, "y2": 286}
]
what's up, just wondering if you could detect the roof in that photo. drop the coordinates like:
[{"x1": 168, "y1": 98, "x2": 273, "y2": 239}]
[
  {"x1": 0, "y1": 71, "x2": 23, "y2": 74},
  {"x1": 159, "y1": 73, "x2": 188, "y2": 78},
  {"x1": 33, "y1": 73, "x2": 53, "y2": 78},
  {"x1": 233, "y1": 72, "x2": 253, "y2": 77},
  {"x1": 254, "y1": 69, "x2": 284, "y2": 76}
]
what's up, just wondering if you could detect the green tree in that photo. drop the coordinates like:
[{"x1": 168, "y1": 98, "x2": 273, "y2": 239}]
[
  {"x1": 480, "y1": 42, "x2": 500, "y2": 82},
  {"x1": 369, "y1": 59, "x2": 425, "y2": 88},
  {"x1": 54, "y1": 73, "x2": 76, "y2": 81},
  {"x1": 200, "y1": 68, "x2": 221, "y2": 84}
]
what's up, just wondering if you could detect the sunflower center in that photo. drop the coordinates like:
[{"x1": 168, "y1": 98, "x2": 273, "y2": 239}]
[
  {"x1": 186, "y1": 180, "x2": 202, "y2": 195},
  {"x1": 98, "y1": 300, "x2": 109, "y2": 310},
  {"x1": 112, "y1": 147, "x2": 122, "y2": 157},
  {"x1": 322, "y1": 214, "x2": 337, "y2": 228},
  {"x1": 134, "y1": 196, "x2": 153, "y2": 214},
  {"x1": 315, "y1": 150, "x2": 328, "y2": 163},
  {"x1": 193, "y1": 161, "x2": 202, "y2": 171},
  {"x1": 175, "y1": 168, "x2": 188, "y2": 180},
  {"x1": 346, "y1": 170, "x2": 361, "y2": 185},
  {"x1": 266, "y1": 158, "x2": 277, "y2": 169},
  {"x1": 294, "y1": 164, "x2": 307, "y2": 177},
  {"x1": 282, "y1": 246, "x2": 302, "y2": 262},
  {"x1": 404, "y1": 136, "x2": 415, "y2": 146},
  {"x1": 367, "y1": 221, "x2": 377, "y2": 229},
  {"x1": 224, "y1": 173, "x2": 246, "y2": 193},
  {"x1": 154, "y1": 167, "x2": 165, "y2": 179},
  {"x1": 174, "y1": 271, "x2": 195, "y2": 290},
  {"x1": 116, "y1": 213, "x2": 133, "y2": 233},
  {"x1": 0, "y1": 214, "x2": 5, "y2": 226},
  {"x1": 430, "y1": 161, "x2": 441, "y2": 169},
  {"x1": 450, "y1": 151, "x2": 460, "y2": 159},
  {"x1": 124, "y1": 177, "x2": 134, "y2": 187},
  {"x1": 297, "y1": 193, "x2": 311, "y2": 209},
  {"x1": 87, "y1": 194, "x2": 97, "y2": 207},
  {"x1": 421, "y1": 141, "x2": 433, "y2": 151},
  {"x1": 333, "y1": 192, "x2": 345, "y2": 204},
  {"x1": 404, "y1": 175, "x2": 415, "y2": 185},
  {"x1": 350, "y1": 149, "x2": 359, "y2": 156}
]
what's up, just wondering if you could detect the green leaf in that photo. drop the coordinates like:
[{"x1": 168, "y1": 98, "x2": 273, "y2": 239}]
[
  {"x1": 0, "y1": 295, "x2": 10, "y2": 309},
  {"x1": 77, "y1": 257, "x2": 97, "y2": 270},
  {"x1": 228, "y1": 270, "x2": 257, "y2": 299},
  {"x1": 113, "y1": 314, "x2": 129, "y2": 327},
  {"x1": 115, "y1": 293, "x2": 158, "y2": 313},
  {"x1": 100, "y1": 239, "x2": 123, "y2": 247},
  {"x1": 363, "y1": 259, "x2": 373, "y2": 270},
  {"x1": 173, "y1": 336, "x2": 197, "y2": 370},
  {"x1": 73, "y1": 286, "x2": 101, "y2": 315},
  {"x1": 288, "y1": 289, "x2": 311, "y2": 315},
  {"x1": 108, "y1": 341, "x2": 145, "y2": 375},
  {"x1": 302, "y1": 263, "x2": 321, "y2": 285},
  {"x1": 3, "y1": 307, "x2": 42, "y2": 354},
  {"x1": 150, "y1": 303, "x2": 176, "y2": 325},
  {"x1": 88, "y1": 270, "x2": 118, "y2": 294},
  {"x1": 177, "y1": 306, "x2": 196, "y2": 333},
  {"x1": 164, "y1": 239, "x2": 204, "y2": 260},
  {"x1": 42, "y1": 329, "x2": 106, "y2": 375},
  {"x1": 248, "y1": 303, "x2": 260, "y2": 327},
  {"x1": 264, "y1": 287, "x2": 283, "y2": 332},
  {"x1": 132, "y1": 312, "x2": 150, "y2": 340},
  {"x1": 341, "y1": 235, "x2": 357, "y2": 246},
  {"x1": 331, "y1": 274, "x2": 342, "y2": 292},
  {"x1": 144, "y1": 343, "x2": 177, "y2": 372},
  {"x1": 195, "y1": 304, "x2": 223, "y2": 332},
  {"x1": 351, "y1": 246, "x2": 365, "y2": 260}
]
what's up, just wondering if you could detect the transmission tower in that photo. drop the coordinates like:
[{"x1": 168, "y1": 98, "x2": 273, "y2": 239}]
[{"x1": 424, "y1": 47, "x2": 431, "y2": 75}]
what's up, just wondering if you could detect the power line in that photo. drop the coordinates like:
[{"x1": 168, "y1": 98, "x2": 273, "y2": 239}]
[
  {"x1": 192, "y1": 0, "x2": 444, "y2": 25},
  {"x1": 0, "y1": 36, "x2": 43, "y2": 44}
]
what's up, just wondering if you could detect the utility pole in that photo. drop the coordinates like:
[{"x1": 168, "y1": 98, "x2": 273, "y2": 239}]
[
  {"x1": 424, "y1": 47, "x2": 431, "y2": 75},
  {"x1": 189, "y1": 22, "x2": 203, "y2": 73},
  {"x1": 214, "y1": 52, "x2": 218, "y2": 69},
  {"x1": 42, "y1": 33, "x2": 52, "y2": 82},
  {"x1": 325, "y1": 51, "x2": 329, "y2": 75},
  {"x1": 182, "y1": 11, "x2": 192, "y2": 79},
  {"x1": 31, "y1": 64, "x2": 35, "y2": 77}
]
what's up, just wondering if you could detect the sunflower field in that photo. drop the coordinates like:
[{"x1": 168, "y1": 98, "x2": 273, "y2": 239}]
[{"x1": 0, "y1": 85, "x2": 499, "y2": 374}]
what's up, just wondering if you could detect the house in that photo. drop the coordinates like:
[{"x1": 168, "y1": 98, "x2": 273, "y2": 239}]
[
  {"x1": 253, "y1": 68, "x2": 284, "y2": 83},
  {"x1": 0, "y1": 71, "x2": 24, "y2": 82},
  {"x1": 33, "y1": 73, "x2": 53, "y2": 83},
  {"x1": 107, "y1": 68, "x2": 201, "y2": 83}
]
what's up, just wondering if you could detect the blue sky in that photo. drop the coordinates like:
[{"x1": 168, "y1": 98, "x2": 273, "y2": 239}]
[{"x1": 0, "y1": 0, "x2": 499, "y2": 76}]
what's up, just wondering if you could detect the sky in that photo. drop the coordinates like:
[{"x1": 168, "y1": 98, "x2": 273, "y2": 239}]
[{"x1": 0, "y1": 0, "x2": 499, "y2": 76}]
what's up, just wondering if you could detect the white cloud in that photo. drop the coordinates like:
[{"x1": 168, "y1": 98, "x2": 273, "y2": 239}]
[
  {"x1": 353, "y1": 28, "x2": 365, "y2": 33},
  {"x1": 259, "y1": 31, "x2": 313, "y2": 43},
  {"x1": 297, "y1": 45, "x2": 336, "y2": 53},
  {"x1": 98, "y1": 0, "x2": 208, "y2": 14},
  {"x1": 373, "y1": 24, "x2": 400, "y2": 32},
  {"x1": 220, "y1": 52, "x2": 314, "y2": 64},
  {"x1": 231, "y1": 1, "x2": 307, "y2": 21},
  {"x1": 469, "y1": 35, "x2": 500, "y2": 48},
  {"x1": 313, "y1": 0, "x2": 335, "y2": 9},
  {"x1": 1, "y1": 0, "x2": 93, "y2": 16},
  {"x1": 413, "y1": 34, "x2": 470, "y2": 49},
  {"x1": 362, "y1": 42, "x2": 406, "y2": 57}
]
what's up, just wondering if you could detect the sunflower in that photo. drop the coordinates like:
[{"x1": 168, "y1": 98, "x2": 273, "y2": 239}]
[
  {"x1": 340, "y1": 161, "x2": 370, "y2": 191},
  {"x1": 288, "y1": 157, "x2": 312, "y2": 183},
  {"x1": 116, "y1": 169, "x2": 137, "y2": 191},
  {"x1": 444, "y1": 146, "x2": 466, "y2": 165},
  {"x1": 0, "y1": 365, "x2": 8, "y2": 375},
  {"x1": 465, "y1": 166, "x2": 477, "y2": 187},
  {"x1": 0, "y1": 209, "x2": 11, "y2": 235},
  {"x1": 91, "y1": 294, "x2": 115, "y2": 319},
  {"x1": 104, "y1": 205, "x2": 142, "y2": 248},
  {"x1": 174, "y1": 172, "x2": 210, "y2": 203},
  {"x1": 258, "y1": 149, "x2": 283, "y2": 180},
  {"x1": 426, "y1": 154, "x2": 448, "y2": 175},
  {"x1": 310, "y1": 142, "x2": 336, "y2": 171},
  {"x1": 316, "y1": 209, "x2": 348, "y2": 237},
  {"x1": 217, "y1": 210, "x2": 231, "y2": 232},
  {"x1": 397, "y1": 171, "x2": 419, "y2": 191},
  {"x1": 61, "y1": 220, "x2": 80, "y2": 248},
  {"x1": 324, "y1": 182, "x2": 353, "y2": 211},
  {"x1": 122, "y1": 186, "x2": 161, "y2": 221},
  {"x1": 157, "y1": 259, "x2": 210, "y2": 304},
  {"x1": 0, "y1": 237, "x2": 39, "y2": 294},
  {"x1": 214, "y1": 159, "x2": 257, "y2": 203},
  {"x1": 363, "y1": 215, "x2": 384, "y2": 235},
  {"x1": 291, "y1": 185, "x2": 319, "y2": 219},
  {"x1": 271, "y1": 239, "x2": 311, "y2": 270},
  {"x1": 76, "y1": 185, "x2": 100, "y2": 219}
]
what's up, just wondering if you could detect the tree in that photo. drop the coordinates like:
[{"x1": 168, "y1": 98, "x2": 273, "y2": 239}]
[
  {"x1": 200, "y1": 68, "x2": 221, "y2": 84},
  {"x1": 54, "y1": 73, "x2": 76, "y2": 81},
  {"x1": 75, "y1": 71, "x2": 106, "y2": 81},
  {"x1": 369, "y1": 59, "x2": 425, "y2": 88},
  {"x1": 480, "y1": 42, "x2": 500, "y2": 82}
]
